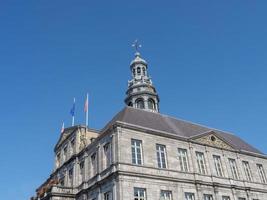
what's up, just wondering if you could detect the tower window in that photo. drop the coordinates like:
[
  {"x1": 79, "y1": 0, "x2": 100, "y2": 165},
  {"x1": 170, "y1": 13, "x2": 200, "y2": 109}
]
[
  {"x1": 133, "y1": 69, "x2": 136, "y2": 76},
  {"x1": 142, "y1": 67, "x2": 146, "y2": 76},
  {"x1": 147, "y1": 99, "x2": 155, "y2": 110},
  {"x1": 128, "y1": 102, "x2": 133, "y2": 107},
  {"x1": 136, "y1": 99, "x2": 144, "y2": 109},
  {"x1": 137, "y1": 67, "x2": 141, "y2": 75}
]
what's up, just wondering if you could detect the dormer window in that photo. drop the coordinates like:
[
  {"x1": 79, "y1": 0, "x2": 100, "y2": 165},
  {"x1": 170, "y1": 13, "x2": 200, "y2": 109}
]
[
  {"x1": 136, "y1": 99, "x2": 144, "y2": 109},
  {"x1": 148, "y1": 99, "x2": 155, "y2": 110}
]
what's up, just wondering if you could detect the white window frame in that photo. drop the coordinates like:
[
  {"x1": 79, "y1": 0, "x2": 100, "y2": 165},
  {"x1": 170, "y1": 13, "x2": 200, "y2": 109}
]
[
  {"x1": 104, "y1": 142, "x2": 112, "y2": 168},
  {"x1": 131, "y1": 139, "x2": 143, "y2": 165},
  {"x1": 242, "y1": 161, "x2": 252, "y2": 182},
  {"x1": 178, "y1": 148, "x2": 189, "y2": 172},
  {"x1": 229, "y1": 158, "x2": 239, "y2": 180},
  {"x1": 257, "y1": 163, "x2": 267, "y2": 183},
  {"x1": 185, "y1": 192, "x2": 195, "y2": 200},
  {"x1": 196, "y1": 151, "x2": 206, "y2": 175},
  {"x1": 213, "y1": 155, "x2": 224, "y2": 177},
  {"x1": 134, "y1": 188, "x2": 146, "y2": 200},
  {"x1": 156, "y1": 144, "x2": 167, "y2": 168},
  {"x1": 204, "y1": 194, "x2": 213, "y2": 200},
  {"x1": 160, "y1": 190, "x2": 172, "y2": 200}
]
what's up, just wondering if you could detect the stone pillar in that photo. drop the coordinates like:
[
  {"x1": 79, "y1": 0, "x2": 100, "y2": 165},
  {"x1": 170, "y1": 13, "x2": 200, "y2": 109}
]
[
  {"x1": 205, "y1": 146, "x2": 213, "y2": 177},
  {"x1": 246, "y1": 188, "x2": 252, "y2": 200},
  {"x1": 96, "y1": 144, "x2": 101, "y2": 181},
  {"x1": 110, "y1": 133, "x2": 116, "y2": 172},
  {"x1": 196, "y1": 183, "x2": 202, "y2": 200},
  {"x1": 74, "y1": 157, "x2": 79, "y2": 186},
  {"x1": 213, "y1": 185, "x2": 220, "y2": 200},
  {"x1": 84, "y1": 152, "x2": 89, "y2": 182},
  {"x1": 113, "y1": 179, "x2": 117, "y2": 200},
  {"x1": 188, "y1": 142, "x2": 197, "y2": 173},
  {"x1": 221, "y1": 150, "x2": 230, "y2": 178},
  {"x1": 231, "y1": 187, "x2": 237, "y2": 200}
]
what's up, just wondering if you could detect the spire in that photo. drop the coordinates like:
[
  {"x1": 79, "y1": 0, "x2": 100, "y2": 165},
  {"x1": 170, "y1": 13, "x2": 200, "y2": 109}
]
[{"x1": 125, "y1": 40, "x2": 160, "y2": 113}]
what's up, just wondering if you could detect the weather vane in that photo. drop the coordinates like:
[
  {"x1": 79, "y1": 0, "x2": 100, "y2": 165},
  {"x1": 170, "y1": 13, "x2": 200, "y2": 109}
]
[{"x1": 132, "y1": 39, "x2": 142, "y2": 53}]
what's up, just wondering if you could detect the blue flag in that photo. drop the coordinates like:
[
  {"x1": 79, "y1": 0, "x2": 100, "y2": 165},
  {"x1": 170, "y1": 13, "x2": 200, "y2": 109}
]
[{"x1": 70, "y1": 102, "x2": 75, "y2": 117}]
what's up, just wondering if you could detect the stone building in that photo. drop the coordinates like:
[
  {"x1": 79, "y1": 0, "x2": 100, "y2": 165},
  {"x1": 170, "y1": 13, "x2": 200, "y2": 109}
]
[{"x1": 32, "y1": 47, "x2": 267, "y2": 200}]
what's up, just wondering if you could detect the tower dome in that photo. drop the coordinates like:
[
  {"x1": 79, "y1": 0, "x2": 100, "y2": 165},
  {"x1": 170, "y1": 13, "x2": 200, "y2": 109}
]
[{"x1": 125, "y1": 40, "x2": 160, "y2": 113}]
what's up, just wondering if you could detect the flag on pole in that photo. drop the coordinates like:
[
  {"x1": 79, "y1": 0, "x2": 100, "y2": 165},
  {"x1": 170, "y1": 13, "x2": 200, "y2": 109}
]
[
  {"x1": 84, "y1": 93, "x2": 89, "y2": 127},
  {"x1": 70, "y1": 98, "x2": 75, "y2": 126},
  {"x1": 61, "y1": 122, "x2": 65, "y2": 133}
]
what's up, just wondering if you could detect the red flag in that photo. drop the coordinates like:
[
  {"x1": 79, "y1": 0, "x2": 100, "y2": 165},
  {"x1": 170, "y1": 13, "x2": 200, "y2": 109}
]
[{"x1": 61, "y1": 122, "x2": 65, "y2": 133}]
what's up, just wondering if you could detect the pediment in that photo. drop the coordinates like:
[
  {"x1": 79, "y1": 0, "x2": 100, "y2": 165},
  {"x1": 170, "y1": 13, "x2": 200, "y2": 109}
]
[{"x1": 191, "y1": 131, "x2": 235, "y2": 151}]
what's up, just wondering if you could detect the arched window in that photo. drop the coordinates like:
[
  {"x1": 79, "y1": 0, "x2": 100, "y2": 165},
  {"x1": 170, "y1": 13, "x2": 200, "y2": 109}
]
[
  {"x1": 132, "y1": 69, "x2": 136, "y2": 76},
  {"x1": 128, "y1": 102, "x2": 133, "y2": 107},
  {"x1": 142, "y1": 67, "x2": 146, "y2": 76},
  {"x1": 136, "y1": 98, "x2": 144, "y2": 109},
  {"x1": 148, "y1": 99, "x2": 155, "y2": 110},
  {"x1": 137, "y1": 67, "x2": 141, "y2": 75}
]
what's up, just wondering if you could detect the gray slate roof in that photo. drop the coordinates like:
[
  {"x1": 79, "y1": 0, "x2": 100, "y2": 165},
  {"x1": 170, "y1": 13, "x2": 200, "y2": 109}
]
[{"x1": 104, "y1": 106, "x2": 263, "y2": 155}]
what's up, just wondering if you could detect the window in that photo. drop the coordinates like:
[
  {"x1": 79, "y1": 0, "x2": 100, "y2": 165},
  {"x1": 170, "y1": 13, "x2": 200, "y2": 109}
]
[
  {"x1": 160, "y1": 190, "x2": 172, "y2": 200},
  {"x1": 148, "y1": 99, "x2": 155, "y2": 110},
  {"x1": 136, "y1": 99, "x2": 145, "y2": 109},
  {"x1": 70, "y1": 138, "x2": 75, "y2": 154},
  {"x1": 156, "y1": 144, "x2": 167, "y2": 168},
  {"x1": 131, "y1": 139, "x2": 143, "y2": 165},
  {"x1": 134, "y1": 188, "x2": 146, "y2": 200},
  {"x1": 185, "y1": 193, "x2": 195, "y2": 200},
  {"x1": 104, "y1": 191, "x2": 112, "y2": 200},
  {"x1": 68, "y1": 168, "x2": 73, "y2": 186},
  {"x1": 59, "y1": 176, "x2": 65, "y2": 186},
  {"x1": 142, "y1": 67, "x2": 146, "y2": 76},
  {"x1": 257, "y1": 164, "x2": 267, "y2": 183},
  {"x1": 242, "y1": 161, "x2": 252, "y2": 181},
  {"x1": 196, "y1": 152, "x2": 206, "y2": 175},
  {"x1": 137, "y1": 67, "x2": 141, "y2": 75},
  {"x1": 104, "y1": 143, "x2": 111, "y2": 168},
  {"x1": 213, "y1": 155, "x2": 224, "y2": 177},
  {"x1": 91, "y1": 153, "x2": 97, "y2": 176},
  {"x1": 178, "y1": 148, "x2": 189, "y2": 172},
  {"x1": 79, "y1": 160, "x2": 85, "y2": 182},
  {"x1": 229, "y1": 158, "x2": 239, "y2": 180},
  {"x1": 204, "y1": 194, "x2": 213, "y2": 200},
  {"x1": 133, "y1": 69, "x2": 136, "y2": 76},
  {"x1": 238, "y1": 198, "x2": 246, "y2": 200},
  {"x1": 222, "y1": 196, "x2": 230, "y2": 200},
  {"x1": 56, "y1": 153, "x2": 61, "y2": 167},
  {"x1": 63, "y1": 146, "x2": 68, "y2": 161}
]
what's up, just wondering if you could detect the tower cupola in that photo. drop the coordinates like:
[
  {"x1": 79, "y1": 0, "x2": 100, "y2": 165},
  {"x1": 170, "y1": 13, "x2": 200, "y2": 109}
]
[{"x1": 125, "y1": 40, "x2": 160, "y2": 112}]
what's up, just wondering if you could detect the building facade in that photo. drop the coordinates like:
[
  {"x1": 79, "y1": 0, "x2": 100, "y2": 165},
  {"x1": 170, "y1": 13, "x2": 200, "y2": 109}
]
[{"x1": 32, "y1": 49, "x2": 267, "y2": 200}]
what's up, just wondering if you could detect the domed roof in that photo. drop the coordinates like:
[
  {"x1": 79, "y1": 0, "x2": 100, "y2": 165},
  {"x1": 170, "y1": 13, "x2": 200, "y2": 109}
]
[{"x1": 130, "y1": 52, "x2": 147, "y2": 67}]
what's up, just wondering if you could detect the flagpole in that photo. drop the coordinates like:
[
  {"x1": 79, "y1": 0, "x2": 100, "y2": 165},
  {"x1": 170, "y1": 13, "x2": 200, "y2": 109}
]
[
  {"x1": 72, "y1": 98, "x2": 75, "y2": 126},
  {"x1": 86, "y1": 93, "x2": 89, "y2": 128}
]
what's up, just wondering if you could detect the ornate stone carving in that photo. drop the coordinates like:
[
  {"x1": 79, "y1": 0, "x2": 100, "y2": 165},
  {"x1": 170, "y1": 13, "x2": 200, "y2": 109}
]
[{"x1": 193, "y1": 133, "x2": 235, "y2": 151}]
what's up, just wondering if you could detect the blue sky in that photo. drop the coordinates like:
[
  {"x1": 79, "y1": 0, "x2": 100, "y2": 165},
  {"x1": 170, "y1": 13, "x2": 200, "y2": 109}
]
[{"x1": 1, "y1": 1, "x2": 267, "y2": 199}]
